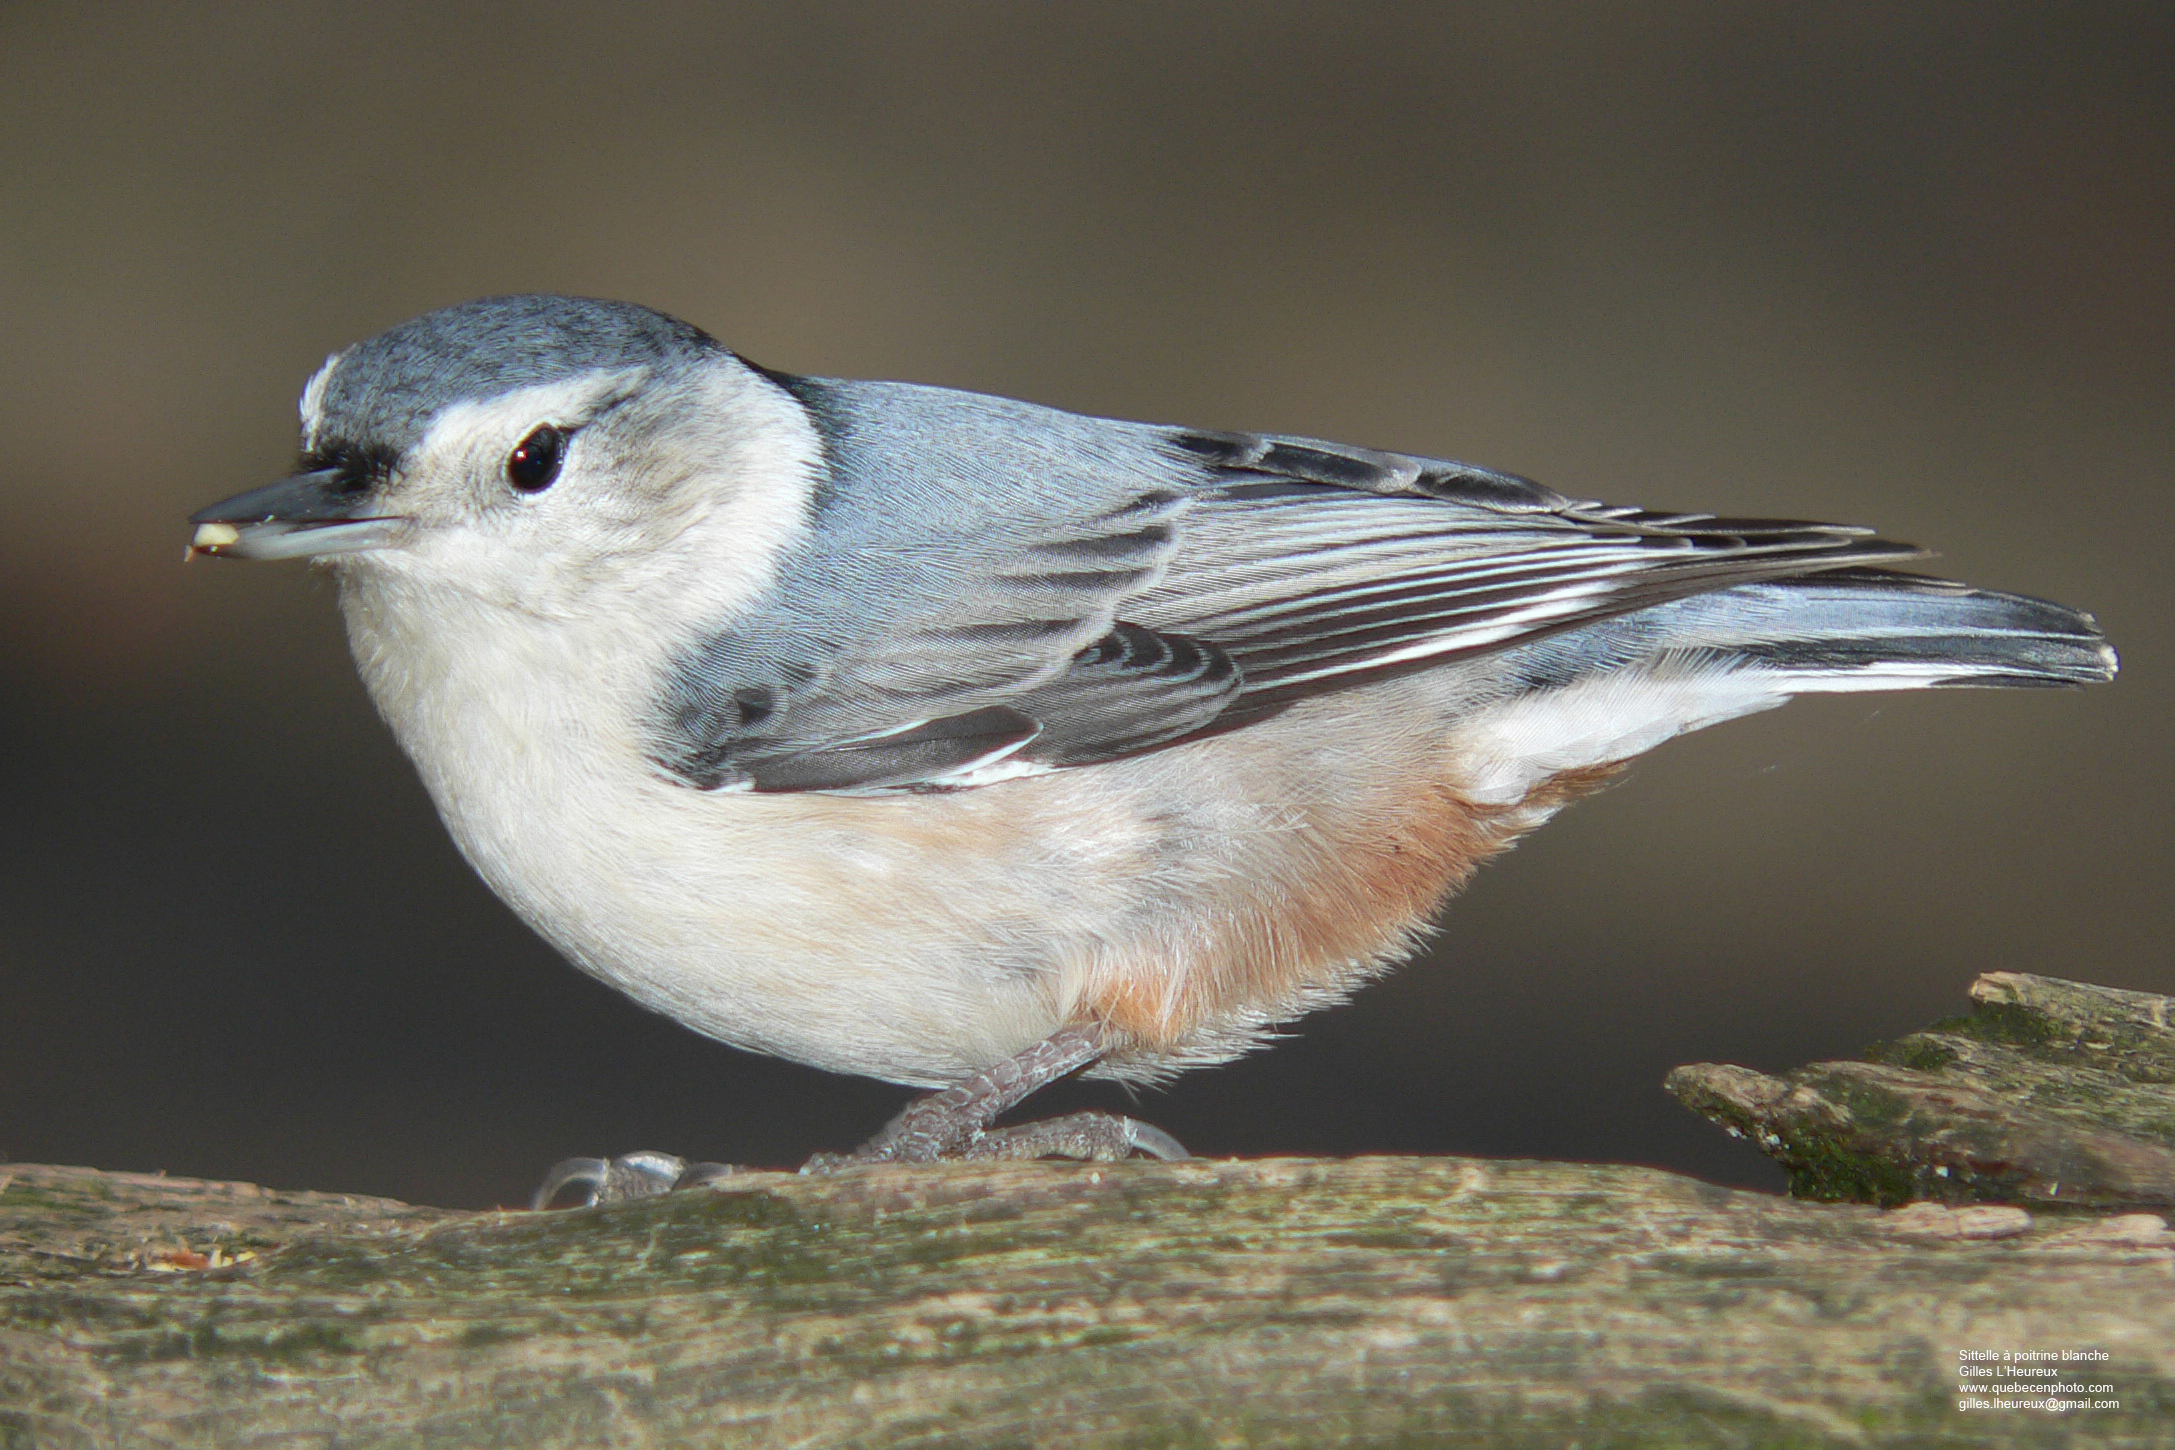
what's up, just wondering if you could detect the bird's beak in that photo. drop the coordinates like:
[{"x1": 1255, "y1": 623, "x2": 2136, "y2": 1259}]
[{"x1": 187, "y1": 468, "x2": 407, "y2": 561}]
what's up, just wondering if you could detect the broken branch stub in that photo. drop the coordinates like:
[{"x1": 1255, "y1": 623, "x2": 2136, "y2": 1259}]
[{"x1": 1667, "y1": 972, "x2": 2175, "y2": 1209}]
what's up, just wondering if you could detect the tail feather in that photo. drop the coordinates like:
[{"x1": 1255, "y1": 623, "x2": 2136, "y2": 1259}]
[
  {"x1": 1667, "y1": 569, "x2": 2118, "y2": 689},
  {"x1": 1454, "y1": 569, "x2": 2115, "y2": 806}
]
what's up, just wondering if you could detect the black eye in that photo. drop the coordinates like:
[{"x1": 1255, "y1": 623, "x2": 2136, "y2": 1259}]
[{"x1": 506, "y1": 425, "x2": 566, "y2": 493}]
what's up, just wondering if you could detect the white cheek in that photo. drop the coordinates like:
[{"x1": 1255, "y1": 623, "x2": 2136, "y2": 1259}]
[
  {"x1": 626, "y1": 364, "x2": 821, "y2": 626},
  {"x1": 395, "y1": 365, "x2": 819, "y2": 628}
]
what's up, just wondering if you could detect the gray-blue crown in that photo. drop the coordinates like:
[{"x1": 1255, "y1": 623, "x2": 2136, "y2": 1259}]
[{"x1": 310, "y1": 295, "x2": 724, "y2": 458}]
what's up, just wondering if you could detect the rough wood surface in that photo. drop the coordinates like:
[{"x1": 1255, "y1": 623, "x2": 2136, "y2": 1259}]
[
  {"x1": 4, "y1": 1155, "x2": 2173, "y2": 1448},
  {"x1": 1668, "y1": 973, "x2": 2175, "y2": 1211}
]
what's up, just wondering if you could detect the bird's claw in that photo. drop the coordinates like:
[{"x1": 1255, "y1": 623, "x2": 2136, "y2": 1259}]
[
  {"x1": 533, "y1": 1029, "x2": 1186, "y2": 1200},
  {"x1": 531, "y1": 1151, "x2": 742, "y2": 1209}
]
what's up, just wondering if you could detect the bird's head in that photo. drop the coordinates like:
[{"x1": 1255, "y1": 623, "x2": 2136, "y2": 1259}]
[{"x1": 190, "y1": 295, "x2": 816, "y2": 621}]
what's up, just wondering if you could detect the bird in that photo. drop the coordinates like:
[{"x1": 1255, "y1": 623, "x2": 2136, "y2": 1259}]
[{"x1": 189, "y1": 294, "x2": 2116, "y2": 1206}]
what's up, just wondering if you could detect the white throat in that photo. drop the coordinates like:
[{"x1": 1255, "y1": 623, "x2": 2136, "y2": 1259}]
[{"x1": 332, "y1": 363, "x2": 822, "y2": 804}]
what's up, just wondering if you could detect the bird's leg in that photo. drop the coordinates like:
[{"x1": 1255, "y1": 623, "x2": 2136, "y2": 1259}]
[
  {"x1": 803, "y1": 1023, "x2": 1189, "y2": 1169},
  {"x1": 531, "y1": 1024, "x2": 1186, "y2": 1207}
]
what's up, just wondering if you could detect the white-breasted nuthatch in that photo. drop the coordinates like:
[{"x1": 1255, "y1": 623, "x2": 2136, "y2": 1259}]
[{"x1": 190, "y1": 295, "x2": 2116, "y2": 1204}]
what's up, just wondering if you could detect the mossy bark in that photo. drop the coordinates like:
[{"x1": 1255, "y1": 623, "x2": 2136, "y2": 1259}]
[
  {"x1": 1668, "y1": 973, "x2": 2175, "y2": 1210},
  {"x1": 5, "y1": 1151, "x2": 2173, "y2": 1447}
]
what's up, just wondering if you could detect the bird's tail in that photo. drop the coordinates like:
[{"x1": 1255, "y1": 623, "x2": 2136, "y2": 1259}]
[
  {"x1": 1656, "y1": 568, "x2": 2117, "y2": 691},
  {"x1": 1454, "y1": 569, "x2": 2114, "y2": 806}
]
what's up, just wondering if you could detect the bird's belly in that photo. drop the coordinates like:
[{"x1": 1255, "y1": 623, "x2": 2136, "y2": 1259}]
[
  {"x1": 406, "y1": 667, "x2": 1609, "y2": 1089},
  {"x1": 431, "y1": 763, "x2": 1105, "y2": 1087}
]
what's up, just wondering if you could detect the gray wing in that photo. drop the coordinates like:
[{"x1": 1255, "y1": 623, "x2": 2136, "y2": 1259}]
[
  {"x1": 646, "y1": 382, "x2": 1919, "y2": 793},
  {"x1": 652, "y1": 486, "x2": 1243, "y2": 792},
  {"x1": 647, "y1": 381, "x2": 1243, "y2": 792},
  {"x1": 1140, "y1": 428, "x2": 1923, "y2": 726}
]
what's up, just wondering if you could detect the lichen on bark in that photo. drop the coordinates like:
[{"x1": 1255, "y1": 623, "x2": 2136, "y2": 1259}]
[
  {"x1": 1668, "y1": 973, "x2": 2175, "y2": 1210},
  {"x1": 5, "y1": 1151, "x2": 2174, "y2": 1446},
  {"x1": 7, "y1": 971, "x2": 2175, "y2": 1446}
]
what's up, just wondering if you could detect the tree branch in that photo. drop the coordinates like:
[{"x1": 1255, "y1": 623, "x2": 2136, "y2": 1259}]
[
  {"x1": 6, "y1": 971, "x2": 2173, "y2": 1446},
  {"x1": 1668, "y1": 973, "x2": 2175, "y2": 1209}
]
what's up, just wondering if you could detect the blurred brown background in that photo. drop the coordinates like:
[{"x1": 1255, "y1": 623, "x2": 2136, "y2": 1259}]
[{"x1": 2, "y1": 3, "x2": 2167, "y2": 1210}]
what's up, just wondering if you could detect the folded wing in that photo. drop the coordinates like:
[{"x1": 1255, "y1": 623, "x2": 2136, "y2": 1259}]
[{"x1": 646, "y1": 388, "x2": 1941, "y2": 793}]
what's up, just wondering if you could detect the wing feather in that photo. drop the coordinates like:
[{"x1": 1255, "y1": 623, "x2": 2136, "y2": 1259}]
[
  {"x1": 1129, "y1": 431, "x2": 1920, "y2": 715},
  {"x1": 647, "y1": 389, "x2": 1920, "y2": 793}
]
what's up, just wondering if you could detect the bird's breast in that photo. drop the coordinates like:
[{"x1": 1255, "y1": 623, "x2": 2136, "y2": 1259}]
[{"x1": 332, "y1": 571, "x2": 1608, "y2": 1087}]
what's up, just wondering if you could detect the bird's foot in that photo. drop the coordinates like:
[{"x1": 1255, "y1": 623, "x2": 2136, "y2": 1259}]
[
  {"x1": 801, "y1": 1109, "x2": 1188, "y2": 1171},
  {"x1": 953, "y1": 1110, "x2": 1189, "y2": 1162},
  {"x1": 531, "y1": 1024, "x2": 1187, "y2": 1205},
  {"x1": 531, "y1": 1151, "x2": 744, "y2": 1209},
  {"x1": 802, "y1": 1024, "x2": 1189, "y2": 1170}
]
